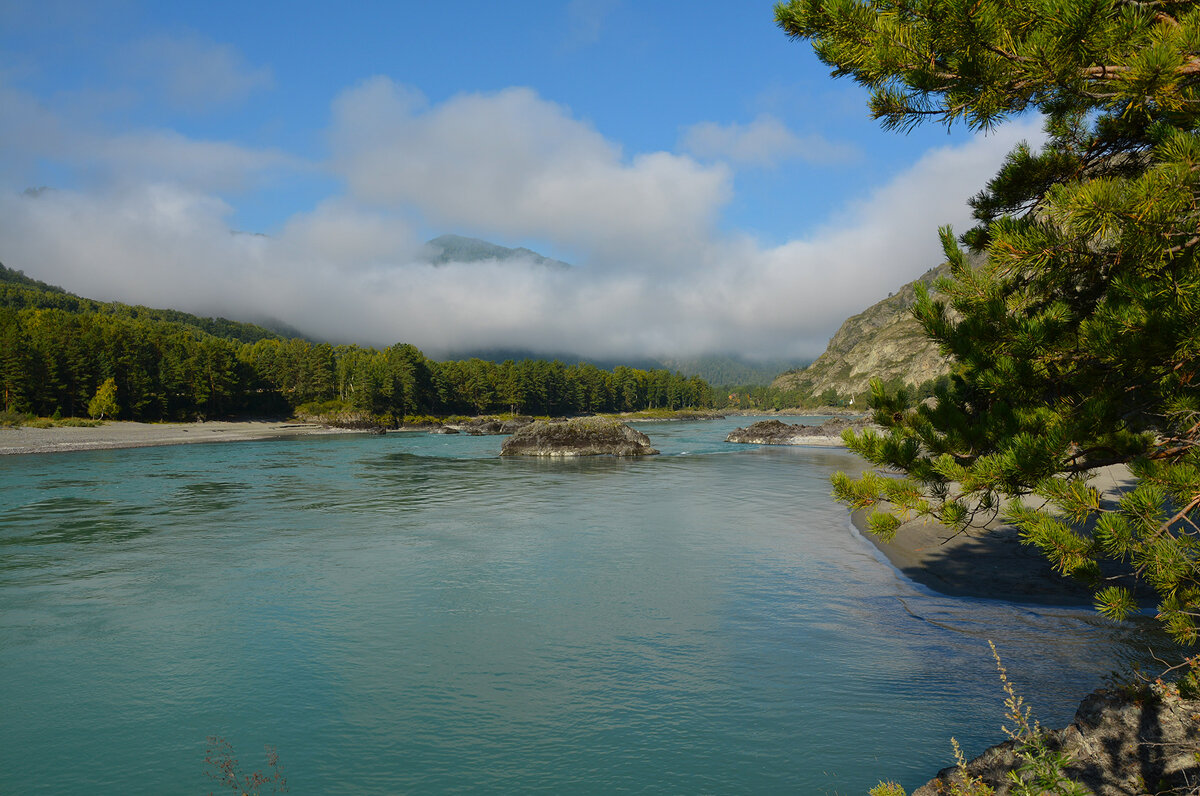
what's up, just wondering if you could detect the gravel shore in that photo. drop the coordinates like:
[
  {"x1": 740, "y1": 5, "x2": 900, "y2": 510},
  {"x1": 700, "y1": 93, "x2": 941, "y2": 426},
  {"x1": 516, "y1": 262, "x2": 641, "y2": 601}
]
[{"x1": 0, "y1": 420, "x2": 365, "y2": 456}]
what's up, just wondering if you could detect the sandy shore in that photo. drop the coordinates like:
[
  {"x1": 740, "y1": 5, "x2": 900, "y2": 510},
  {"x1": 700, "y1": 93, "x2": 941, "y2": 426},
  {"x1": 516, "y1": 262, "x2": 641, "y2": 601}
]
[
  {"x1": 851, "y1": 465, "x2": 1145, "y2": 605},
  {"x1": 0, "y1": 420, "x2": 366, "y2": 456}
]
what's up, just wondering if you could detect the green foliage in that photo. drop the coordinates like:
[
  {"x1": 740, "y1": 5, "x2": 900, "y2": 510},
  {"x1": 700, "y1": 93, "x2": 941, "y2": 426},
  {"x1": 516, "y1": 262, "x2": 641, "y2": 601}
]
[
  {"x1": 54, "y1": 418, "x2": 102, "y2": 428},
  {"x1": 0, "y1": 262, "x2": 283, "y2": 344},
  {"x1": 718, "y1": 383, "x2": 810, "y2": 410},
  {"x1": 870, "y1": 643, "x2": 1088, "y2": 795},
  {"x1": 87, "y1": 377, "x2": 118, "y2": 420},
  {"x1": 0, "y1": 410, "x2": 27, "y2": 427},
  {"x1": 0, "y1": 272, "x2": 719, "y2": 423},
  {"x1": 780, "y1": 0, "x2": 1200, "y2": 650}
]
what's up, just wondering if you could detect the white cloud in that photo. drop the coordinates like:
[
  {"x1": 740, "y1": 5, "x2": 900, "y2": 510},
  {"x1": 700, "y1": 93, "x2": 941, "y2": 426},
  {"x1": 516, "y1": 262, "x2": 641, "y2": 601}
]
[
  {"x1": 680, "y1": 114, "x2": 858, "y2": 167},
  {"x1": 96, "y1": 130, "x2": 297, "y2": 191},
  {"x1": 0, "y1": 61, "x2": 1047, "y2": 361},
  {"x1": 276, "y1": 199, "x2": 421, "y2": 271},
  {"x1": 0, "y1": 77, "x2": 298, "y2": 194},
  {"x1": 330, "y1": 78, "x2": 731, "y2": 268},
  {"x1": 0, "y1": 113, "x2": 1043, "y2": 360},
  {"x1": 125, "y1": 34, "x2": 274, "y2": 111}
]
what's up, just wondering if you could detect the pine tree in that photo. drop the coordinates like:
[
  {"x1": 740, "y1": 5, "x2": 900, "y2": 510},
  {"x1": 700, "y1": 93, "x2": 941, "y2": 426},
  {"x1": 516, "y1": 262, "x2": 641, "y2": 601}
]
[{"x1": 777, "y1": 1, "x2": 1200, "y2": 646}]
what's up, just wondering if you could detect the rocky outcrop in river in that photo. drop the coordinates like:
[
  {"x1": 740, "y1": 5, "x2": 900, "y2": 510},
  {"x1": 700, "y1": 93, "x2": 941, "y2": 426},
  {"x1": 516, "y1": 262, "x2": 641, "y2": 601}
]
[
  {"x1": 448, "y1": 417, "x2": 534, "y2": 435},
  {"x1": 914, "y1": 685, "x2": 1200, "y2": 795},
  {"x1": 500, "y1": 417, "x2": 659, "y2": 457},
  {"x1": 725, "y1": 417, "x2": 874, "y2": 445},
  {"x1": 399, "y1": 416, "x2": 535, "y2": 435}
]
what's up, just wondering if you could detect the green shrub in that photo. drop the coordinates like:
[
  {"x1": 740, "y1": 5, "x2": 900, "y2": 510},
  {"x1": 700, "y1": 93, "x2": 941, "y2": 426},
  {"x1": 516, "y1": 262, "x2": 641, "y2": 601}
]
[
  {"x1": 294, "y1": 399, "x2": 354, "y2": 417},
  {"x1": 0, "y1": 410, "x2": 28, "y2": 427},
  {"x1": 871, "y1": 643, "x2": 1085, "y2": 796}
]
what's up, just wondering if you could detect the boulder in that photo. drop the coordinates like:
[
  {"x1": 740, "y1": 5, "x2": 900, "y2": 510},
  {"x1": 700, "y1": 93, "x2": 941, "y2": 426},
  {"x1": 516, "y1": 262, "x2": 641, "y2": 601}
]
[
  {"x1": 444, "y1": 417, "x2": 534, "y2": 435},
  {"x1": 500, "y1": 416, "x2": 659, "y2": 457},
  {"x1": 449, "y1": 419, "x2": 502, "y2": 435},
  {"x1": 500, "y1": 417, "x2": 535, "y2": 433},
  {"x1": 914, "y1": 686, "x2": 1200, "y2": 795}
]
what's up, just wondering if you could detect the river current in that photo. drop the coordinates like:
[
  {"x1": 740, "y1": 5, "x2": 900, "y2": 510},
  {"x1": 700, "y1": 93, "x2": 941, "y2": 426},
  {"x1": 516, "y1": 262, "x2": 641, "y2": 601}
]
[{"x1": 0, "y1": 417, "x2": 1161, "y2": 793}]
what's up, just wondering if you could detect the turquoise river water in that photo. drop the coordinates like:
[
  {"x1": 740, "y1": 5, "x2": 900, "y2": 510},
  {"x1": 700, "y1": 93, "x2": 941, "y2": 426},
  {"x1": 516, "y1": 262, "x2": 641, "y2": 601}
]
[{"x1": 0, "y1": 416, "x2": 1162, "y2": 794}]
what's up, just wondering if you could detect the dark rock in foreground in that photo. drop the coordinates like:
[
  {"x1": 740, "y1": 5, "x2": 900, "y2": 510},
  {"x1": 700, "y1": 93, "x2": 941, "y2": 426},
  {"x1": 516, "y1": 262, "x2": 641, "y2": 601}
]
[
  {"x1": 500, "y1": 417, "x2": 658, "y2": 457},
  {"x1": 725, "y1": 417, "x2": 873, "y2": 445},
  {"x1": 914, "y1": 686, "x2": 1200, "y2": 795}
]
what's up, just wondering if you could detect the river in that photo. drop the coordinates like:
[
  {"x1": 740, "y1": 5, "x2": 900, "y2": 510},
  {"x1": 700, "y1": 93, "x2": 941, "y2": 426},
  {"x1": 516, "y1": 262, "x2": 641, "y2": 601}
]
[{"x1": 0, "y1": 416, "x2": 1160, "y2": 793}]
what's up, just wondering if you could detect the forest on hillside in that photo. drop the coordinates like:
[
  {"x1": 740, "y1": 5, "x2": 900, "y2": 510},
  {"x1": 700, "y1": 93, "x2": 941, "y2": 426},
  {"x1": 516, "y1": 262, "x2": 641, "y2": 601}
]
[{"x1": 0, "y1": 265, "x2": 716, "y2": 422}]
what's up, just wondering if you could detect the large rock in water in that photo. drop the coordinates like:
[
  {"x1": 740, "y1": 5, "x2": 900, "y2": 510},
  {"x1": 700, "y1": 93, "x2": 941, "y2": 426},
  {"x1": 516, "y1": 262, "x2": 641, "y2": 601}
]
[
  {"x1": 500, "y1": 417, "x2": 659, "y2": 457},
  {"x1": 725, "y1": 417, "x2": 873, "y2": 445},
  {"x1": 914, "y1": 686, "x2": 1200, "y2": 795}
]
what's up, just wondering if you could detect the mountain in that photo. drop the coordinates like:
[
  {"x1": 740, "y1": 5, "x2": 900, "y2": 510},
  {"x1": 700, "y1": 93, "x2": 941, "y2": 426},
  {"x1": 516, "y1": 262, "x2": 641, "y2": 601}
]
[
  {"x1": 421, "y1": 234, "x2": 572, "y2": 269},
  {"x1": 658, "y1": 355, "x2": 811, "y2": 387},
  {"x1": 772, "y1": 262, "x2": 953, "y2": 400}
]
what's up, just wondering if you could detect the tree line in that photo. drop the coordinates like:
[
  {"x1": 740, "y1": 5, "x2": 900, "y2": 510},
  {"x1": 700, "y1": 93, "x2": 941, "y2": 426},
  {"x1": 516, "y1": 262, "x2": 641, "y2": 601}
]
[{"x1": 0, "y1": 304, "x2": 716, "y2": 421}]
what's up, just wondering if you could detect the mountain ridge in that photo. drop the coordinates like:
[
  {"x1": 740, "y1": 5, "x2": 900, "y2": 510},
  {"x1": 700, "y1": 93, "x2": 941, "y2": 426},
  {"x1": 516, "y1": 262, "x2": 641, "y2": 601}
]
[{"x1": 772, "y1": 262, "x2": 953, "y2": 400}]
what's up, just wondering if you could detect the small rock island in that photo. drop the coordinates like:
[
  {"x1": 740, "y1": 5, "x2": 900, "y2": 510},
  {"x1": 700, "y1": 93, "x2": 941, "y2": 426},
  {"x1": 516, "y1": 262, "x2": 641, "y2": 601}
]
[
  {"x1": 725, "y1": 417, "x2": 874, "y2": 445},
  {"x1": 500, "y1": 416, "x2": 659, "y2": 457}
]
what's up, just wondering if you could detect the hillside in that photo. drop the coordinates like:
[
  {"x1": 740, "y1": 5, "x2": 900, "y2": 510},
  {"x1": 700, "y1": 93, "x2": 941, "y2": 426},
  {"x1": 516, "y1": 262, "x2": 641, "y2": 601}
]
[
  {"x1": 773, "y1": 262, "x2": 952, "y2": 400},
  {"x1": 0, "y1": 262, "x2": 287, "y2": 344},
  {"x1": 0, "y1": 260, "x2": 717, "y2": 421}
]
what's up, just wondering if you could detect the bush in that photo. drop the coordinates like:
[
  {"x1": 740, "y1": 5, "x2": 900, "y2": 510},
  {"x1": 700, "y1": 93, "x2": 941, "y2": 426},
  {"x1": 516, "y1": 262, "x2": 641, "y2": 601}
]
[{"x1": 0, "y1": 410, "x2": 28, "y2": 427}]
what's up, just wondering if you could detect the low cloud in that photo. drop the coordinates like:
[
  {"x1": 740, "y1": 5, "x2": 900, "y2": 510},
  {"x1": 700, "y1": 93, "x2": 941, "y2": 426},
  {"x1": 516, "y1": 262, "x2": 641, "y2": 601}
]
[
  {"x1": 680, "y1": 114, "x2": 858, "y2": 167},
  {"x1": 0, "y1": 75, "x2": 1044, "y2": 362}
]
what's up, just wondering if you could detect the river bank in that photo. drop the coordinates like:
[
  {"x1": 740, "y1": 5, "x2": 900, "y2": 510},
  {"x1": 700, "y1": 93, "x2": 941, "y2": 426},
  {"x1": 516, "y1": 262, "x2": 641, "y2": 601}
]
[
  {"x1": 851, "y1": 464, "x2": 1139, "y2": 605},
  {"x1": 0, "y1": 409, "x2": 794, "y2": 456},
  {"x1": 0, "y1": 420, "x2": 366, "y2": 456}
]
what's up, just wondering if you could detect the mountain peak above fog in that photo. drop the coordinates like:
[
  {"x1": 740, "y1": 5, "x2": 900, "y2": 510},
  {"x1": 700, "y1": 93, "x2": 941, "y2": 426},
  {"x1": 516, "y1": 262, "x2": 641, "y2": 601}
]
[{"x1": 422, "y1": 235, "x2": 571, "y2": 269}]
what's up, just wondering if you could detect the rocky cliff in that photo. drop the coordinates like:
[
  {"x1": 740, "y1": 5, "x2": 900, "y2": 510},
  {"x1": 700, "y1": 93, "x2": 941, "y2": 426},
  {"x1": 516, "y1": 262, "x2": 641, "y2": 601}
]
[
  {"x1": 914, "y1": 685, "x2": 1200, "y2": 795},
  {"x1": 773, "y1": 262, "x2": 952, "y2": 400}
]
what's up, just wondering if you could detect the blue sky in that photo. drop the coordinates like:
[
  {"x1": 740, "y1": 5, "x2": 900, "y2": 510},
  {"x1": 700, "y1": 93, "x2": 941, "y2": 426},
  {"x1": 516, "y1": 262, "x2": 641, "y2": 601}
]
[{"x1": 0, "y1": 0, "x2": 1041, "y2": 360}]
